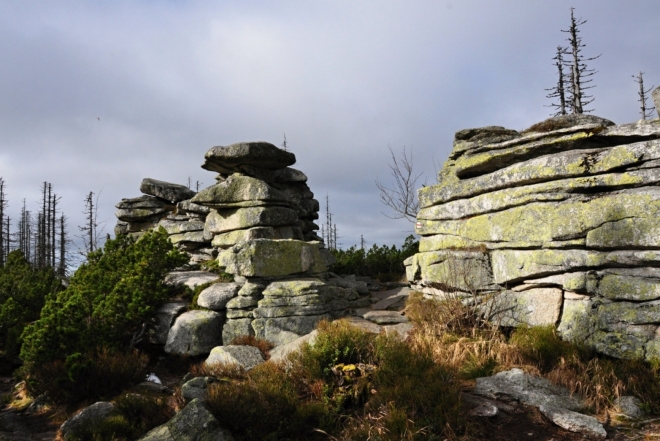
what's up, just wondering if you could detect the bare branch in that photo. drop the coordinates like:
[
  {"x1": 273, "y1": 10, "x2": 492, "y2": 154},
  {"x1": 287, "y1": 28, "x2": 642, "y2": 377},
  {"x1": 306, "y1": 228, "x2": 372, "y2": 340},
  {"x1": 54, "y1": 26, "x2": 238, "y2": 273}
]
[{"x1": 375, "y1": 146, "x2": 423, "y2": 223}]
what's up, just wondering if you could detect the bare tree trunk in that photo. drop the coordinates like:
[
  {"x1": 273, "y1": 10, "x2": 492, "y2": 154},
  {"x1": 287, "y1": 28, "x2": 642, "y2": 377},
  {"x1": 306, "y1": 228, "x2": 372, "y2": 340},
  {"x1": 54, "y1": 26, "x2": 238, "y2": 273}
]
[
  {"x1": 633, "y1": 72, "x2": 656, "y2": 120},
  {"x1": 58, "y1": 214, "x2": 68, "y2": 277},
  {"x1": 375, "y1": 146, "x2": 423, "y2": 223},
  {"x1": 0, "y1": 178, "x2": 6, "y2": 266}
]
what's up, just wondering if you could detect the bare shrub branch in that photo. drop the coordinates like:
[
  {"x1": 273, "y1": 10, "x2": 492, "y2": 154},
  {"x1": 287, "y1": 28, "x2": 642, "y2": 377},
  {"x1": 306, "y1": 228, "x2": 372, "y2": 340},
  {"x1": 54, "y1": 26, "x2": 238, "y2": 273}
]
[{"x1": 375, "y1": 146, "x2": 423, "y2": 223}]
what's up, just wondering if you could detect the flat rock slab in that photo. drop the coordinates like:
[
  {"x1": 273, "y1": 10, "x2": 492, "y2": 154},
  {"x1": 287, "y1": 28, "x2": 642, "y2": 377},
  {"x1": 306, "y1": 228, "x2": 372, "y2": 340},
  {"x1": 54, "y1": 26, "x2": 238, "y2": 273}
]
[
  {"x1": 383, "y1": 322, "x2": 414, "y2": 340},
  {"x1": 474, "y1": 369, "x2": 583, "y2": 411},
  {"x1": 370, "y1": 287, "x2": 412, "y2": 310},
  {"x1": 140, "y1": 178, "x2": 196, "y2": 203},
  {"x1": 203, "y1": 141, "x2": 296, "y2": 173},
  {"x1": 343, "y1": 316, "x2": 383, "y2": 334},
  {"x1": 363, "y1": 310, "x2": 409, "y2": 325},
  {"x1": 164, "y1": 271, "x2": 220, "y2": 290},
  {"x1": 539, "y1": 405, "x2": 606, "y2": 439},
  {"x1": 205, "y1": 345, "x2": 265, "y2": 371}
]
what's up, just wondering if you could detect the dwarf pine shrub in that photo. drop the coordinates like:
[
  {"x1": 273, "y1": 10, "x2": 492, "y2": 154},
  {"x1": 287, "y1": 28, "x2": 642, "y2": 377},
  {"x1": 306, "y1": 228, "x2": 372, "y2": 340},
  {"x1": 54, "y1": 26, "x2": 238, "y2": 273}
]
[
  {"x1": 0, "y1": 250, "x2": 63, "y2": 358},
  {"x1": 19, "y1": 228, "x2": 188, "y2": 404}
]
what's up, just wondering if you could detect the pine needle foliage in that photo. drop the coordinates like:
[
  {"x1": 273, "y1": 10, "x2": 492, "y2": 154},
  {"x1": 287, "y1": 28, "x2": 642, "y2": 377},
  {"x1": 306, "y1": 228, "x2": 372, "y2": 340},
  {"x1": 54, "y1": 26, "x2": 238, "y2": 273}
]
[
  {"x1": 0, "y1": 250, "x2": 63, "y2": 357},
  {"x1": 20, "y1": 228, "x2": 188, "y2": 368}
]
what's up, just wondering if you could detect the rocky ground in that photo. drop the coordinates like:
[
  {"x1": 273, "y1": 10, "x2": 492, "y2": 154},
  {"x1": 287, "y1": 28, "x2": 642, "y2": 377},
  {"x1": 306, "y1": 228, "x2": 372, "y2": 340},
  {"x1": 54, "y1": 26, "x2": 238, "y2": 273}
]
[{"x1": 0, "y1": 284, "x2": 659, "y2": 440}]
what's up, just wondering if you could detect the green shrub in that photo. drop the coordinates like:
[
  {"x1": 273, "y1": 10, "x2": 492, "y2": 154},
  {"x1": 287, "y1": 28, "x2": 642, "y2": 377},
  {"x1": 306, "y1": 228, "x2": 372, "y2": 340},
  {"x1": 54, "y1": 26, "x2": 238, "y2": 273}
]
[
  {"x1": 0, "y1": 250, "x2": 63, "y2": 357},
  {"x1": 330, "y1": 234, "x2": 418, "y2": 279},
  {"x1": 19, "y1": 229, "x2": 187, "y2": 406},
  {"x1": 24, "y1": 347, "x2": 149, "y2": 406},
  {"x1": 296, "y1": 319, "x2": 377, "y2": 380},
  {"x1": 63, "y1": 393, "x2": 172, "y2": 441},
  {"x1": 510, "y1": 325, "x2": 589, "y2": 371},
  {"x1": 20, "y1": 228, "x2": 188, "y2": 368},
  {"x1": 205, "y1": 319, "x2": 464, "y2": 440}
]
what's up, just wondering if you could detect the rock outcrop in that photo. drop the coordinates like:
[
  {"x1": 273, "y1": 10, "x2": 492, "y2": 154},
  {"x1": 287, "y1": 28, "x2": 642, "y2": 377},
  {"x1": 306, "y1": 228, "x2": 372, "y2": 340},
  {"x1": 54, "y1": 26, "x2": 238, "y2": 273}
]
[
  {"x1": 407, "y1": 114, "x2": 660, "y2": 360},
  {"x1": 114, "y1": 141, "x2": 370, "y2": 351}
]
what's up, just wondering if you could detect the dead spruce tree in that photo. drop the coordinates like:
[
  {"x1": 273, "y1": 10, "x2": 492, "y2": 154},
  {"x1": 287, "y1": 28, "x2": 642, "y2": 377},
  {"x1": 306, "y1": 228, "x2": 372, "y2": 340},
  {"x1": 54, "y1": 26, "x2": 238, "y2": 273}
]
[
  {"x1": 633, "y1": 71, "x2": 656, "y2": 120},
  {"x1": 78, "y1": 191, "x2": 104, "y2": 256},
  {"x1": 562, "y1": 7, "x2": 600, "y2": 114},
  {"x1": 0, "y1": 178, "x2": 7, "y2": 266},
  {"x1": 376, "y1": 146, "x2": 423, "y2": 223},
  {"x1": 546, "y1": 46, "x2": 569, "y2": 116}
]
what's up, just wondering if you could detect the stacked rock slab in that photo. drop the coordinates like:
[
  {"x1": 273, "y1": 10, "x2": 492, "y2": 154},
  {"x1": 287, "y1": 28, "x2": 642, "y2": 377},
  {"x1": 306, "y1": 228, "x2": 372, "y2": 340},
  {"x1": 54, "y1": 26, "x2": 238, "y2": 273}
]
[
  {"x1": 195, "y1": 141, "x2": 321, "y2": 245},
  {"x1": 193, "y1": 141, "x2": 366, "y2": 345},
  {"x1": 407, "y1": 113, "x2": 660, "y2": 360},
  {"x1": 114, "y1": 178, "x2": 214, "y2": 264}
]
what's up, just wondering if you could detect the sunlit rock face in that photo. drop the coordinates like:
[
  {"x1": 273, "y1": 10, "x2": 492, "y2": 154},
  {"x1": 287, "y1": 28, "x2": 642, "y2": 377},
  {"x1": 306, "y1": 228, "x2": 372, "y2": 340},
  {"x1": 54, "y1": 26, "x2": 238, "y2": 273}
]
[
  {"x1": 407, "y1": 113, "x2": 660, "y2": 360},
  {"x1": 113, "y1": 141, "x2": 372, "y2": 349}
]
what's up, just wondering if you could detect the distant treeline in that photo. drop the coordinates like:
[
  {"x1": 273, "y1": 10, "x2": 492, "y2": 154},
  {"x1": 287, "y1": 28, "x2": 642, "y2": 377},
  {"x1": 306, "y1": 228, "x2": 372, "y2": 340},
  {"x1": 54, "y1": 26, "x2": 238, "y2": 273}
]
[
  {"x1": 0, "y1": 178, "x2": 69, "y2": 275},
  {"x1": 330, "y1": 234, "x2": 418, "y2": 281}
]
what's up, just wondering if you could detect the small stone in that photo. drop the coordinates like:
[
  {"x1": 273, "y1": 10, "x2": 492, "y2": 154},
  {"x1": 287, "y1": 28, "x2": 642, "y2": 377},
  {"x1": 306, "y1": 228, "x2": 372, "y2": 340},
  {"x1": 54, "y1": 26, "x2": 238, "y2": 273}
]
[
  {"x1": 469, "y1": 403, "x2": 499, "y2": 417},
  {"x1": 615, "y1": 395, "x2": 645, "y2": 418},
  {"x1": 181, "y1": 376, "x2": 215, "y2": 402},
  {"x1": 362, "y1": 310, "x2": 409, "y2": 325},
  {"x1": 539, "y1": 405, "x2": 606, "y2": 439},
  {"x1": 205, "y1": 345, "x2": 265, "y2": 371},
  {"x1": 197, "y1": 283, "x2": 240, "y2": 310},
  {"x1": 269, "y1": 330, "x2": 318, "y2": 362}
]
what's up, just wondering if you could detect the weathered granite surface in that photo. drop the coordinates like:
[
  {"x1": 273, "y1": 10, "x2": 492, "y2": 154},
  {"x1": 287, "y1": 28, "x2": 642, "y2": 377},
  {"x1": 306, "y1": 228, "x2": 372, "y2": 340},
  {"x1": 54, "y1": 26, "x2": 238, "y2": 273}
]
[{"x1": 408, "y1": 114, "x2": 660, "y2": 360}]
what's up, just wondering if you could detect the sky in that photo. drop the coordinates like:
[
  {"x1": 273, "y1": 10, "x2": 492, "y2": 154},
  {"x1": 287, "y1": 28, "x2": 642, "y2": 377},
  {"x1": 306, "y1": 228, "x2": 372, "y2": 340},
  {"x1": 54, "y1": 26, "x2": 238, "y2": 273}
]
[{"x1": 1, "y1": 0, "x2": 659, "y2": 253}]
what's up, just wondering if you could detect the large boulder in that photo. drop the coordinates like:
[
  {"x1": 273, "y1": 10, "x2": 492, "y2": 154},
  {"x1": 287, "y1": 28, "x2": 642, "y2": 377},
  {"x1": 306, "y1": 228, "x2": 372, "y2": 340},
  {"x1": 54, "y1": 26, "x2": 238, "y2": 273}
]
[
  {"x1": 197, "y1": 283, "x2": 240, "y2": 310},
  {"x1": 139, "y1": 399, "x2": 235, "y2": 441},
  {"x1": 653, "y1": 86, "x2": 660, "y2": 115},
  {"x1": 164, "y1": 310, "x2": 224, "y2": 356},
  {"x1": 218, "y1": 240, "x2": 327, "y2": 277},
  {"x1": 60, "y1": 401, "x2": 116, "y2": 439},
  {"x1": 409, "y1": 117, "x2": 660, "y2": 359},
  {"x1": 149, "y1": 301, "x2": 188, "y2": 345},
  {"x1": 205, "y1": 345, "x2": 265, "y2": 371},
  {"x1": 202, "y1": 141, "x2": 296, "y2": 174},
  {"x1": 140, "y1": 178, "x2": 196, "y2": 203},
  {"x1": 252, "y1": 315, "x2": 329, "y2": 346}
]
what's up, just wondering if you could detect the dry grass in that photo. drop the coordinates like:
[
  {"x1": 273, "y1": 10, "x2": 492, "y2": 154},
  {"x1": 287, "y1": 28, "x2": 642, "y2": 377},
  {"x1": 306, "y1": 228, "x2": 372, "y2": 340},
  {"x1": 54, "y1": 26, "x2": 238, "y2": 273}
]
[
  {"x1": 406, "y1": 292, "x2": 660, "y2": 416},
  {"x1": 228, "y1": 335, "x2": 274, "y2": 360}
]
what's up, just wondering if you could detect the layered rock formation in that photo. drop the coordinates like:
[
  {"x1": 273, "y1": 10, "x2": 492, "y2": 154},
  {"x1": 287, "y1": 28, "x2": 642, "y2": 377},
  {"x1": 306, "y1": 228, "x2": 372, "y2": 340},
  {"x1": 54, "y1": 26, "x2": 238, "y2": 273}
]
[
  {"x1": 407, "y1": 112, "x2": 660, "y2": 360},
  {"x1": 114, "y1": 141, "x2": 369, "y2": 349}
]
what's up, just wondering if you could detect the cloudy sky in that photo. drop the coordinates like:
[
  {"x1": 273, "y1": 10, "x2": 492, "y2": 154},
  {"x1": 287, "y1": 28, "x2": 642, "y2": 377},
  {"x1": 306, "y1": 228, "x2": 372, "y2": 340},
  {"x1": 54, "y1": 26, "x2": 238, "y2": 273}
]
[{"x1": 1, "y1": 0, "x2": 658, "y2": 253}]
